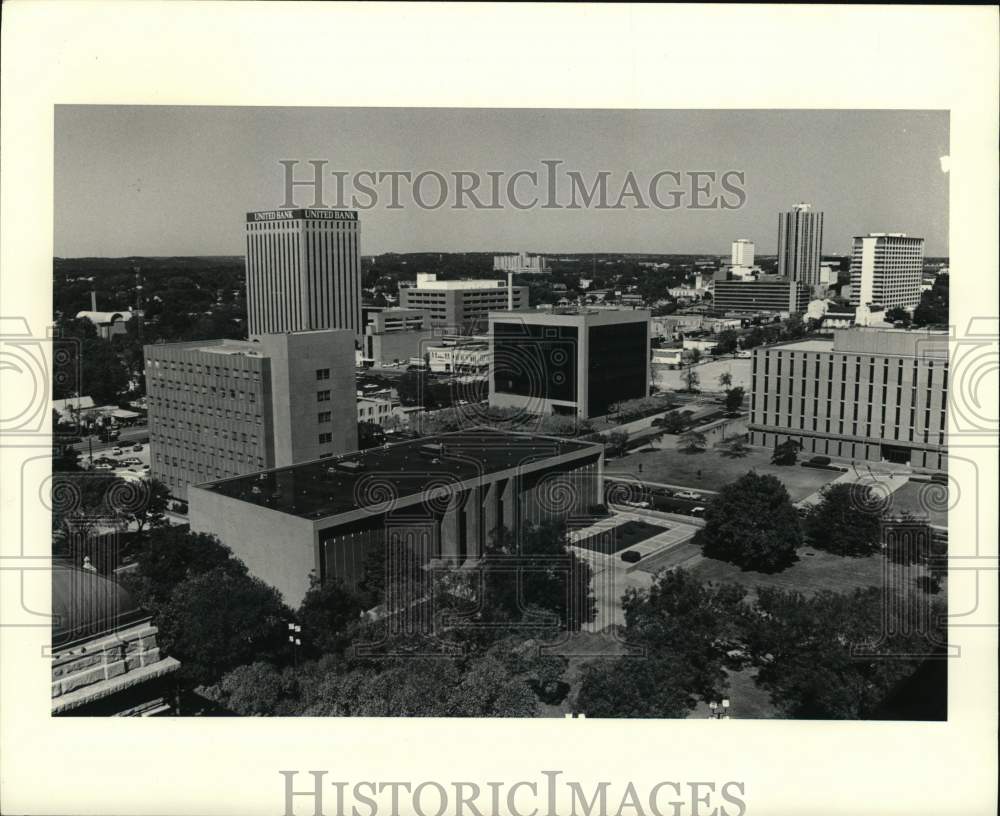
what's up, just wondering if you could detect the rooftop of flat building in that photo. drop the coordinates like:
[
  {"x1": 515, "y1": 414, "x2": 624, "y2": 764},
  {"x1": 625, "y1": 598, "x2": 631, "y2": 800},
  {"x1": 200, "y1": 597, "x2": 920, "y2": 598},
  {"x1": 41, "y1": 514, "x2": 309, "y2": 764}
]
[{"x1": 193, "y1": 429, "x2": 602, "y2": 521}]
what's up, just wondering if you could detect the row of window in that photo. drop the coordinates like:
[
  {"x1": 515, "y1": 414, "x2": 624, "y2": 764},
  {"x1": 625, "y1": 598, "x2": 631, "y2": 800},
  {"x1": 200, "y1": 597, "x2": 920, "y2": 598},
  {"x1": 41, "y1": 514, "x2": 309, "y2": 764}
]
[
  {"x1": 153, "y1": 444, "x2": 265, "y2": 468},
  {"x1": 149, "y1": 385, "x2": 256, "y2": 403},
  {"x1": 148, "y1": 359, "x2": 261, "y2": 381}
]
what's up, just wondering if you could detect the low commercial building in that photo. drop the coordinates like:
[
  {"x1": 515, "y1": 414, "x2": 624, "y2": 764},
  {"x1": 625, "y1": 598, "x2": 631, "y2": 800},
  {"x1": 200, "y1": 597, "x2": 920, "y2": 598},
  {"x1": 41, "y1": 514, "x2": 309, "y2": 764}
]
[
  {"x1": 489, "y1": 308, "x2": 651, "y2": 420},
  {"x1": 748, "y1": 327, "x2": 948, "y2": 469},
  {"x1": 144, "y1": 330, "x2": 357, "y2": 500},
  {"x1": 76, "y1": 309, "x2": 133, "y2": 339},
  {"x1": 713, "y1": 277, "x2": 810, "y2": 314},
  {"x1": 426, "y1": 336, "x2": 490, "y2": 374},
  {"x1": 188, "y1": 429, "x2": 604, "y2": 607},
  {"x1": 359, "y1": 307, "x2": 436, "y2": 367},
  {"x1": 399, "y1": 273, "x2": 528, "y2": 330}
]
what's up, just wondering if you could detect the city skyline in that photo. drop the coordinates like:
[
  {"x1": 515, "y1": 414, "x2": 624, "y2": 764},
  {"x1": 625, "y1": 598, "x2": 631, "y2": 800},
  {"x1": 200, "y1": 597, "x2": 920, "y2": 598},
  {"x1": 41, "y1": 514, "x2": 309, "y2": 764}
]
[{"x1": 54, "y1": 107, "x2": 950, "y2": 258}]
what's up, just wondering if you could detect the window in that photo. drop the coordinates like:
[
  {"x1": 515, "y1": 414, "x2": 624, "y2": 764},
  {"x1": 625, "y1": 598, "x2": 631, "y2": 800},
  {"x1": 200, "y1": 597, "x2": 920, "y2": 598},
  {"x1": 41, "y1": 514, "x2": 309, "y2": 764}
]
[
  {"x1": 318, "y1": 432, "x2": 333, "y2": 444},
  {"x1": 318, "y1": 411, "x2": 331, "y2": 423},
  {"x1": 317, "y1": 390, "x2": 330, "y2": 402},
  {"x1": 316, "y1": 368, "x2": 330, "y2": 380}
]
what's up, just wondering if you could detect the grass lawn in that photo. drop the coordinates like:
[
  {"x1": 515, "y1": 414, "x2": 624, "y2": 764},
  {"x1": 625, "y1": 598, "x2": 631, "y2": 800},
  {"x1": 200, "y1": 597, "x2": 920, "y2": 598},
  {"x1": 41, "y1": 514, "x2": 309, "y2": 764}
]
[
  {"x1": 886, "y1": 480, "x2": 948, "y2": 527},
  {"x1": 609, "y1": 444, "x2": 839, "y2": 501},
  {"x1": 688, "y1": 547, "x2": 885, "y2": 597}
]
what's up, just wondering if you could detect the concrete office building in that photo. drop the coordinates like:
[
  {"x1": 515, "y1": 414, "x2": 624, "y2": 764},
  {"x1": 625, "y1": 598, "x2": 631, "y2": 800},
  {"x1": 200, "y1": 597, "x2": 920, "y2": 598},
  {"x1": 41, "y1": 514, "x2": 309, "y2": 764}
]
[
  {"x1": 849, "y1": 233, "x2": 925, "y2": 311},
  {"x1": 145, "y1": 330, "x2": 357, "y2": 500},
  {"x1": 748, "y1": 327, "x2": 948, "y2": 469},
  {"x1": 713, "y1": 278, "x2": 810, "y2": 314},
  {"x1": 245, "y1": 209, "x2": 362, "y2": 338},
  {"x1": 399, "y1": 273, "x2": 528, "y2": 330},
  {"x1": 777, "y1": 203, "x2": 824, "y2": 285},
  {"x1": 489, "y1": 308, "x2": 651, "y2": 419},
  {"x1": 359, "y1": 307, "x2": 435, "y2": 367},
  {"x1": 188, "y1": 430, "x2": 604, "y2": 607}
]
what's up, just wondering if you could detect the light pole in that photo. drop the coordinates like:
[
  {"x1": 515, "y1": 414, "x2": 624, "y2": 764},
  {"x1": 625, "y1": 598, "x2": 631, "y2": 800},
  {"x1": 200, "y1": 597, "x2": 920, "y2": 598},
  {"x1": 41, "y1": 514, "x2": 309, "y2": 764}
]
[
  {"x1": 708, "y1": 699, "x2": 731, "y2": 719},
  {"x1": 287, "y1": 622, "x2": 302, "y2": 668}
]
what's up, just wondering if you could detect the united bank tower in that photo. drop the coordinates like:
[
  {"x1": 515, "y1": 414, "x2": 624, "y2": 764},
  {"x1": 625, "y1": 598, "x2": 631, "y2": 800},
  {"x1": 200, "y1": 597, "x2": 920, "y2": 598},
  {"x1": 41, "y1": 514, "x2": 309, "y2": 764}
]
[{"x1": 245, "y1": 208, "x2": 362, "y2": 338}]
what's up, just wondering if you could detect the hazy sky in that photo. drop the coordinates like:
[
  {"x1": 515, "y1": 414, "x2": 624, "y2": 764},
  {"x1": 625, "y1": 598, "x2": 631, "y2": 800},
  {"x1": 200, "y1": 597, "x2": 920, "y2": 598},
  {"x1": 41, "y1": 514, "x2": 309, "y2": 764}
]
[{"x1": 54, "y1": 107, "x2": 949, "y2": 258}]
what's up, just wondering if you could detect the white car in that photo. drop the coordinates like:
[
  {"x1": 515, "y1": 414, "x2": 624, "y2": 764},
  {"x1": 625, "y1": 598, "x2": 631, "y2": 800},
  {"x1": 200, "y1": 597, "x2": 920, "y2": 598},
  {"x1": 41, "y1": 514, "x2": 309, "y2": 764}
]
[
  {"x1": 624, "y1": 500, "x2": 651, "y2": 509},
  {"x1": 112, "y1": 447, "x2": 124, "y2": 456},
  {"x1": 674, "y1": 490, "x2": 701, "y2": 501}
]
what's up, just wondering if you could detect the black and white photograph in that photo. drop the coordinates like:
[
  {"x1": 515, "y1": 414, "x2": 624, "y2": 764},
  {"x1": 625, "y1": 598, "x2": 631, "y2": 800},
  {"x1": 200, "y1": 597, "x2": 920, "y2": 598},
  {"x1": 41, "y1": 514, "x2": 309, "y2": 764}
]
[
  {"x1": 1, "y1": 4, "x2": 996, "y2": 816},
  {"x1": 47, "y1": 105, "x2": 952, "y2": 720}
]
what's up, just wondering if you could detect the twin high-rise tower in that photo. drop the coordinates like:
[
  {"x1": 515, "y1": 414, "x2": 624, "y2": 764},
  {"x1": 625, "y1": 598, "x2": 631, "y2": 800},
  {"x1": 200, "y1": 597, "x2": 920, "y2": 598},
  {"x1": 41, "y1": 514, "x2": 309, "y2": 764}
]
[{"x1": 245, "y1": 208, "x2": 362, "y2": 338}]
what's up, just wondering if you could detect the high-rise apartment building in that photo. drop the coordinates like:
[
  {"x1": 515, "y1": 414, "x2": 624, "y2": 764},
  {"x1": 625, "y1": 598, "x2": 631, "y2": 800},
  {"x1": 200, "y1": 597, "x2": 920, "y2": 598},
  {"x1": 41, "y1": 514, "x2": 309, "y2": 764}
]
[
  {"x1": 849, "y1": 233, "x2": 925, "y2": 311},
  {"x1": 244, "y1": 209, "x2": 362, "y2": 337},
  {"x1": 748, "y1": 327, "x2": 948, "y2": 469},
  {"x1": 489, "y1": 309, "x2": 650, "y2": 419},
  {"x1": 777, "y1": 203, "x2": 824, "y2": 285},
  {"x1": 731, "y1": 239, "x2": 755, "y2": 267},
  {"x1": 399, "y1": 273, "x2": 528, "y2": 330},
  {"x1": 144, "y1": 329, "x2": 357, "y2": 499}
]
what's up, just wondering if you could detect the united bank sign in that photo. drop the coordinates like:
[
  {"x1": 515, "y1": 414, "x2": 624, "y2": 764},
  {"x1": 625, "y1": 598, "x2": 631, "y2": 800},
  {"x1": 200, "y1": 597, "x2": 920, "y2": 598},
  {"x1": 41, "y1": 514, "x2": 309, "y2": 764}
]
[{"x1": 247, "y1": 209, "x2": 358, "y2": 222}]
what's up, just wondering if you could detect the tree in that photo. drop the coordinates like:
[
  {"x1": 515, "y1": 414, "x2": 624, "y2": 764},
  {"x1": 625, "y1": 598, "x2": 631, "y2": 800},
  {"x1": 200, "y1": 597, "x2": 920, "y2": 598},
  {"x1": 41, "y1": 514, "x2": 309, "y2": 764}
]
[
  {"x1": 604, "y1": 429, "x2": 630, "y2": 458},
  {"x1": 297, "y1": 575, "x2": 367, "y2": 657},
  {"x1": 885, "y1": 307, "x2": 911, "y2": 327},
  {"x1": 714, "y1": 332, "x2": 739, "y2": 357},
  {"x1": 682, "y1": 366, "x2": 700, "y2": 393},
  {"x1": 576, "y1": 569, "x2": 747, "y2": 717},
  {"x1": 721, "y1": 436, "x2": 749, "y2": 458},
  {"x1": 124, "y1": 527, "x2": 248, "y2": 609},
  {"x1": 771, "y1": 438, "x2": 801, "y2": 466},
  {"x1": 804, "y1": 483, "x2": 884, "y2": 556},
  {"x1": 155, "y1": 566, "x2": 292, "y2": 686},
  {"x1": 121, "y1": 478, "x2": 171, "y2": 534},
  {"x1": 718, "y1": 371, "x2": 733, "y2": 389},
  {"x1": 912, "y1": 273, "x2": 948, "y2": 327},
  {"x1": 659, "y1": 411, "x2": 687, "y2": 434},
  {"x1": 357, "y1": 421, "x2": 385, "y2": 449},
  {"x1": 678, "y1": 430, "x2": 707, "y2": 453},
  {"x1": 723, "y1": 386, "x2": 745, "y2": 414},
  {"x1": 694, "y1": 472, "x2": 801, "y2": 571},
  {"x1": 744, "y1": 586, "x2": 946, "y2": 719}
]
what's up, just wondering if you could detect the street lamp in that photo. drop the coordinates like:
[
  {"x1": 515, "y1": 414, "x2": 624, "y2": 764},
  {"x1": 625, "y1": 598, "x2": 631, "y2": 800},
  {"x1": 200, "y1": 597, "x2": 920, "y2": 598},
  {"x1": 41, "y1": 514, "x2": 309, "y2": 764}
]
[
  {"x1": 287, "y1": 622, "x2": 302, "y2": 668},
  {"x1": 708, "y1": 699, "x2": 731, "y2": 719}
]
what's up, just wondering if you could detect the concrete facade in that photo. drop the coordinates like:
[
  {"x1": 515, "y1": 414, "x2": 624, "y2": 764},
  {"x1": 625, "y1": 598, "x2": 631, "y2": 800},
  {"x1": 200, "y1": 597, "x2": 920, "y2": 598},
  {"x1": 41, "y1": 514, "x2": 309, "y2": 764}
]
[
  {"x1": 245, "y1": 209, "x2": 362, "y2": 338},
  {"x1": 144, "y1": 330, "x2": 357, "y2": 499},
  {"x1": 748, "y1": 328, "x2": 949, "y2": 469},
  {"x1": 777, "y1": 203, "x2": 824, "y2": 285},
  {"x1": 713, "y1": 278, "x2": 810, "y2": 313},
  {"x1": 399, "y1": 273, "x2": 528, "y2": 330},
  {"x1": 849, "y1": 233, "x2": 925, "y2": 311},
  {"x1": 188, "y1": 430, "x2": 605, "y2": 607}
]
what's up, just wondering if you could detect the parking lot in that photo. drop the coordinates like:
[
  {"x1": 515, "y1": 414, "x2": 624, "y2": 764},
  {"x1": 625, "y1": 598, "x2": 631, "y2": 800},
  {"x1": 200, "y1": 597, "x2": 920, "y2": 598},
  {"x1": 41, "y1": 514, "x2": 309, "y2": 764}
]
[{"x1": 83, "y1": 439, "x2": 151, "y2": 480}]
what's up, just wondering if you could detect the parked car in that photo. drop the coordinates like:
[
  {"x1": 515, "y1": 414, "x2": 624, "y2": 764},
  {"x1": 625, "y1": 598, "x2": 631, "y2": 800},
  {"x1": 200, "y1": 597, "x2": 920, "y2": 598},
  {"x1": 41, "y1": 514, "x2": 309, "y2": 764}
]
[
  {"x1": 112, "y1": 447, "x2": 124, "y2": 456},
  {"x1": 132, "y1": 443, "x2": 143, "y2": 452},
  {"x1": 623, "y1": 500, "x2": 651, "y2": 509},
  {"x1": 93, "y1": 463, "x2": 113, "y2": 471},
  {"x1": 690, "y1": 506, "x2": 706, "y2": 518},
  {"x1": 674, "y1": 490, "x2": 701, "y2": 501},
  {"x1": 121, "y1": 457, "x2": 142, "y2": 466},
  {"x1": 808, "y1": 455, "x2": 831, "y2": 466}
]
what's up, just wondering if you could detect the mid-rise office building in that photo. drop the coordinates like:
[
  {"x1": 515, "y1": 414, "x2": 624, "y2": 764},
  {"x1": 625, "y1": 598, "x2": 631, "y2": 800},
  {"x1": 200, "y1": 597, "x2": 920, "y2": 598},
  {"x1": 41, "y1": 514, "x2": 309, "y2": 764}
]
[
  {"x1": 245, "y1": 209, "x2": 362, "y2": 338},
  {"x1": 748, "y1": 327, "x2": 948, "y2": 469},
  {"x1": 713, "y1": 278, "x2": 810, "y2": 314},
  {"x1": 145, "y1": 330, "x2": 357, "y2": 500},
  {"x1": 489, "y1": 308, "x2": 651, "y2": 419},
  {"x1": 399, "y1": 273, "x2": 528, "y2": 330},
  {"x1": 188, "y1": 430, "x2": 604, "y2": 606},
  {"x1": 777, "y1": 203, "x2": 824, "y2": 285},
  {"x1": 731, "y1": 239, "x2": 755, "y2": 267},
  {"x1": 849, "y1": 233, "x2": 925, "y2": 311},
  {"x1": 359, "y1": 307, "x2": 435, "y2": 367}
]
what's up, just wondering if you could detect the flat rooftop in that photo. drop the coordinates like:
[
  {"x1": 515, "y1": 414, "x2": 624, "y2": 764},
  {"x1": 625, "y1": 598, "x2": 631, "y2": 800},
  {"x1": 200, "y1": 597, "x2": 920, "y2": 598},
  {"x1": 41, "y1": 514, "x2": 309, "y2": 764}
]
[{"x1": 194, "y1": 429, "x2": 601, "y2": 521}]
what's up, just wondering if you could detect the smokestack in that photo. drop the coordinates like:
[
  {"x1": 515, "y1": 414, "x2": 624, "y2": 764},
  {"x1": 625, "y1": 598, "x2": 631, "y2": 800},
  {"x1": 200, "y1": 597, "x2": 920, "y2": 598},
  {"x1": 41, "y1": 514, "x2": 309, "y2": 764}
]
[{"x1": 90, "y1": 290, "x2": 97, "y2": 312}]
